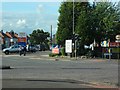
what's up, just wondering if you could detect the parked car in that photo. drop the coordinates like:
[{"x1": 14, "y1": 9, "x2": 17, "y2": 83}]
[
  {"x1": 1, "y1": 44, "x2": 6, "y2": 50},
  {"x1": 28, "y1": 45, "x2": 36, "y2": 53},
  {"x1": 2, "y1": 45, "x2": 21, "y2": 55},
  {"x1": 35, "y1": 45, "x2": 40, "y2": 51}
]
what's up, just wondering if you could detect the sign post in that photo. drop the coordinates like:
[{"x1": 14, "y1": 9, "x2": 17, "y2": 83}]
[{"x1": 75, "y1": 40, "x2": 77, "y2": 60}]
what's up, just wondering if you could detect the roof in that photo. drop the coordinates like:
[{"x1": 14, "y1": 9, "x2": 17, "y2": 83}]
[
  {"x1": 14, "y1": 33, "x2": 18, "y2": 38},
  {"x1": 6, "y1": 32, "x2": 12, "y2": 38},
  {"x1": 0, "y1": 32, "x2": 4, "y2": 38}
]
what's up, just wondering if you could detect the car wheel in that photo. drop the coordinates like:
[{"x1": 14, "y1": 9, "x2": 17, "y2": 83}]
[{"x1": 5, "y1": 51, "x2": 9, "y2": 55}]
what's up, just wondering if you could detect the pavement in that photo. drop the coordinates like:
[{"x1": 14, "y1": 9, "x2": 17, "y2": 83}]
[{"x1": 1, "y1": 51, "x2": 119, "y2": 88}]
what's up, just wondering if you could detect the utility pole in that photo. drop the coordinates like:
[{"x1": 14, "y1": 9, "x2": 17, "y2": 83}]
[
  {"x1": 51, "y1": 25, "x2": 52, "y2": 47},
  {"x1": 73, "y1": 0, "x2": 75, "y2": 35},
  {"x1": 72, "y1": 0, "x2": 75, "y2": 58}
]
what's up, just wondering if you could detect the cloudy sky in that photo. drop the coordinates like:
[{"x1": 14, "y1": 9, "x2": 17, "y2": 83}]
[
  {"x1": 1, "y1": 0, "x2": 119, "y2": 35},
  {"x1": 1, "y1": 2, "x2": 61, "y2": 35}
]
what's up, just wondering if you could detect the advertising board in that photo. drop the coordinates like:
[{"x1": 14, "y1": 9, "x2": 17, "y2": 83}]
[
  {"x1": 18, "y1": 32, "x2": 26, "y2": 37},
  {"x1": 109, "y1": 42, "x2": 120, "y2": 47},
  {"x1": 52, "y1": 48, "x2": 59, "y2": 54},
  {"x1": 65, "y1": 40, "x2": 72, "y2": 53}
]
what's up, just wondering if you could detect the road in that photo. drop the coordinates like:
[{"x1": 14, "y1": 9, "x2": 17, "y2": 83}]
[{"x1": 1, "y1": 51, "x2": 119, "y2": 88}]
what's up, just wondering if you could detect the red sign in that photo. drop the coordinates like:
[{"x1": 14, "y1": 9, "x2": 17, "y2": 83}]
[
  {"x1": 52, "y1": 48, "x2": 59, "y2": 54},
  {"x1": 18, "y1": 37, "x2": 27, "y2": 42},
  {"x1": 109, "y1": 42, "x2": 120, "y2": 47}
]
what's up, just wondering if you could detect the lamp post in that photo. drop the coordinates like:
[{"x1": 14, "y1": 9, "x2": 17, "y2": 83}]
[
  {"x1": 50, "y1": 25, "x2": 52, "y2": 50},
  {"x1": 72, "y1": 0, "x2": 75, "y2": 58},
  {"x1": 73, "y1": 0, "x2": 74, "y2": 35}
]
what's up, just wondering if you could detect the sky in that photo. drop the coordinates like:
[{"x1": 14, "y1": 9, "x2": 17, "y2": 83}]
[
  {"x1": 0, "y1": 0, "x2": 119, "y2": 35},
  {"x1": 1, "y1": 2, "x2": 61, "y2": 35}
]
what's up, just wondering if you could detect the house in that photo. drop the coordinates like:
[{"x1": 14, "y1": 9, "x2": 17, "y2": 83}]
[
  {"x1": 0, "y1": 30, "x2": 8, "y2": 49},
  {"x1": 5, "y1": 31, "x2": 18, "y2": 46},
  {"x1": 5, "y1": 32, "x2": 12, "y2": 47},
  {"x1": 0, "y1": 30, "x2": 19, "y2": 48},
  {"x1": 0, "y1": 31, "x2": 4, "y2": 45}
]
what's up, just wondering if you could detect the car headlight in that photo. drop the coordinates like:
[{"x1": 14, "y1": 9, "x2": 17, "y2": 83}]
[{"x1": 3, "y1": 49, "x2": 6, "y2": 52}]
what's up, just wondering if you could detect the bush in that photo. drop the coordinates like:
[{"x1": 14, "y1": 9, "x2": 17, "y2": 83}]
[
  {"x1": 86, "y1": 50, "x2": 95, "y2": 58},
  {"x1": 49, "y1": 53, "x2": 56, "y2": 57},
  {"x1": 49, "y1": 53, "x2": 62, "y2": 57},
  {"x1": 61, "y1": 47, "x2": 65, "y2": 56}
]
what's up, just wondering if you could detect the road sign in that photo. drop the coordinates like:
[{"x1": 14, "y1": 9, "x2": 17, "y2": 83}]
[
  {"x1": 65, "y1": 40, "x2": 72, "y2": 53},
  {"x1": 101, "y1": 41, "x2": 109, "y2": 47},
  {"x1": 52, "y1": 48, "x2": 59, "y2": 54},
  {"x1": 116, "y1": 35, "x2": 120, "y2": 40},
  {"x1": 18, "y1": 42, "x2": 26, "y2": 46}
]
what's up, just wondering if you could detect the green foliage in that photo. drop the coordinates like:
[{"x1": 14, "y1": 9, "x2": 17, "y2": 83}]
[
  {"x1": 29, "y1": 29, "x2": 50, "y2": 45},
  {"x1": 61, "y1": 47, "x2": 65, "y2": 56},
  {"x1": 75, "y1": 3, "x2": 94, "y2": 45},
  {"x1": 56, "y1": 1, "x2": 120, "y2": 47},
  {"x1": 49, "y1": 53, "x2": 56, "y2": 57},
  {"x1": 92, "y1": 2, "x2": 120, "y2": 42},
  {"x1": 49, "y1": 53, "x2": 62, "y2": 57},
  {"x1": 56, "y1": 2, "x2": 73, "y2": 46}
]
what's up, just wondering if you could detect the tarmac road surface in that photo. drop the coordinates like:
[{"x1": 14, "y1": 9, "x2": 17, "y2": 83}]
[{"x1": 1, "y1": 51, "x2": 119, "y2": 88}]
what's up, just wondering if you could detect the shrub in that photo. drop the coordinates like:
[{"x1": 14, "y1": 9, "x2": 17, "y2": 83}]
[
  {"x1": 49, "y1": 53, "x2": 56, "y2": 57},
  {"x1": 61, "y1": 47, "x2": 65, "y2": 56},
  {"x1": 49, "y1": 53, "x2": 62, "y2": 57}
]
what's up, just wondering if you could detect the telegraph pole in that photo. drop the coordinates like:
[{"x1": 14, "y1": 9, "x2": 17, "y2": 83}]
[
  {"x1": 51, "y1": 25, "x2": 52, "y2": 47},
  {"x1": 72, "y1": 0, "x2": 75, "y2": 58},
  {"x1": 73, "y1": 0, "x2": 75, "y2": 35}
]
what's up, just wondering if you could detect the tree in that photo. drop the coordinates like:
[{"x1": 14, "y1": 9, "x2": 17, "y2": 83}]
[
  {"x1": 56, "y1": 1, "x2": 120, "y2": 56},
  {"x1": 56, "y1": 2, "x2": 73, "y2": 46},
  {"x1": 92, "y1": 2, "x2": 120, "y2": 43},
  {"x1": 75, "y1": 2, "x2": 93, "y2": 46},
  {"x1": 29, "y1": 29, "x2": 50, "y2": 45}
]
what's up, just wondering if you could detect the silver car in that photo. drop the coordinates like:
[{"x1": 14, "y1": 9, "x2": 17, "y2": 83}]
[{"x1": 3, "y1": 45, "x2": 21, "y2": 55}]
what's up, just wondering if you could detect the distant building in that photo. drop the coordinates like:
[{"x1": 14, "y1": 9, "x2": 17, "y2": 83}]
[
  {"x1": 0, "y1": 30, "x2": 30, "y2": 48},
  {"x1": 0, "y1": 30, "x2": 19, "y2": 48},
  {"x1": 0, "y1": 30, "x2": 4, "y2": 45},
  {"x1": 5, "y1": 31, "x2": 18, "y2": 47}
]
